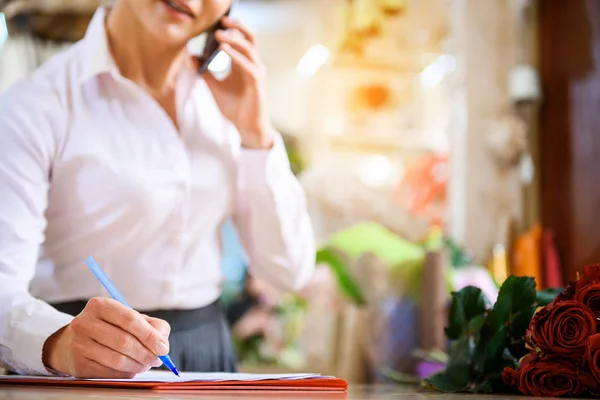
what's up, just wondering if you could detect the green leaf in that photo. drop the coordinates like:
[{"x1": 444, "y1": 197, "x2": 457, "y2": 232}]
[
  {"x1": 426, "y1": 372, "x2": 467, "y2": 393},
  {"x1": 316, "y1": 248, "x2": 366, "y2": 305},
  {"x1": 471, "y1": 351, "x2": 518, "y2": 393},
  {"x1": 445, "y1": 286, "x2": 489, "y2": 339},
  {"x1": 472, "y1": 378, "x2": 494, "y2": 393},
  {"x1": 487, "y1": 326, "x2": 508, "y2": 367},
  {"x1": 486, "y1": 276, "x2": 536, "y2": 337},
  {"x1": 536, "y1": 288, "x2": 563, "y2": 306},
  {"x1": 443, "y1": 237, "x2": 473, "y2": 268},
  {"x1": 472, "y1": 372, "x2": 506, "y2": 393},
  {"x1": 447, "y1": 337, "x2": 474, "y2": 382},
  {"x1": 472, "y1": 276, "x2": 535, "y2": 379},
  {"x1": 472, "y1": 325, "x2": 508, "y2": 377},
  {"x1": 430, "y1": 276, "x2": 537, "y2": 394},
  {"x1": 427, "y1": 337, "x2": 473, "y2": 392},
  {"x1": 500, "y1": 348, "x2": 519, "y2": 369},
  {"x1": 467, "y1": 314, "x2": 485, "y2": 336},
  {"x1": 474, "y1": 349, "x2": 519, "y2": 392}
]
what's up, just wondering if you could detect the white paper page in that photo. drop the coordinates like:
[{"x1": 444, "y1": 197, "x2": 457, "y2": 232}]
[
  {"x1": 94, "y1": 371, "x2": 322, "y2": 382},
  {"x1": 0, "y1": 371, "x2": 322, "y2": 383}
]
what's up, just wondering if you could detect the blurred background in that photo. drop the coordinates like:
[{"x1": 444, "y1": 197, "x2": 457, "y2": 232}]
[{"x1": 1, "y1": 0, "x2": 598, "y2": 384}]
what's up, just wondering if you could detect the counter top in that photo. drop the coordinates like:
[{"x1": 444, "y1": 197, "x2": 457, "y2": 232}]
[{"x1": 0, "y1": 384, "x2": 535, "y2": 399}]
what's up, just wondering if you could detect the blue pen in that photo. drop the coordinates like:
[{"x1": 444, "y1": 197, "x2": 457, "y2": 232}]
[{"x1": 84, "y1": 256, "x2": 180, "y2": 377}]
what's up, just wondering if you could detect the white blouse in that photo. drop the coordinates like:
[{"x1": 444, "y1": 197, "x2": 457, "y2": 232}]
[{"x1": 0, "y1": 8, "x2": 315, "y2": 375}]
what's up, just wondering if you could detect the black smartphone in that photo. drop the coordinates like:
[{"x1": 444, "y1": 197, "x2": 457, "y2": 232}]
[{"x1": 197, "y1": 1, "x2": 237, "y2": 74}]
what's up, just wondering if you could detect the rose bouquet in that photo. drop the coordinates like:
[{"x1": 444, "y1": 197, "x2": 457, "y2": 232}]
[
  {"x1": 426, "y1": 264, "x2": 600, "y2": 397},
  {"x1": 502, "y1": 265, "x2": 600, "y2": 397}
]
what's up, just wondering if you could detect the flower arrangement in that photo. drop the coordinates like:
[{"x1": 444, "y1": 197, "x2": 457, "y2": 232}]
[
  {"x1": 427, "y1": 264, "x2": 600, "y2": 397},
  {"x1": 502, "y1": 265, "x2": 600, "y2": 397}
]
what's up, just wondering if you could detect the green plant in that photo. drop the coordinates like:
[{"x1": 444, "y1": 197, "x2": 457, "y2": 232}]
[
  {"x1": 316, "y1": 248, "x2": 366, "y2": 305},
  {"x1": 426, "y1": 276, "x2": 562, "y2": 393}
]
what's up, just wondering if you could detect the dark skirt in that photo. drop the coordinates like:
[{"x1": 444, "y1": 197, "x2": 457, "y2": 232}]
[{"x1": 51, "y1": 299, "x2": 237, "y2": 373}]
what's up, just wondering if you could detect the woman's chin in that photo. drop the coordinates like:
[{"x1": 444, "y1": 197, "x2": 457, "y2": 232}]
[{"x1": 148, "y1": 23, "x2": 192, "y2": 47}]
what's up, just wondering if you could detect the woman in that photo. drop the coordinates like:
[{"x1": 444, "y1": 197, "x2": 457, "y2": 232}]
[{"x1": 0, "y1": 0, "x2": 315, "y2": 378}]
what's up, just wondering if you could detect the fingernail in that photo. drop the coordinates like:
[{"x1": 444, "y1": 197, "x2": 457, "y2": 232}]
[
  {"x1": 156, "y1": 340, "x2": 169, "y2": 356},
  {"x1": 152, "y1": 358, "x2": 163, "y2": 368}
]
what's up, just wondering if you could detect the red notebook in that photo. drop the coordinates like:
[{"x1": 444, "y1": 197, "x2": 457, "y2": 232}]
[{"x1": 0, "y1": 371, "x2": 348, "y2": 392}]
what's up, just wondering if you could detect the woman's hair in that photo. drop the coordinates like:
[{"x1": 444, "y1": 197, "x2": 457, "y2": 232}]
[{"x1": 1, "y1": 0, "x2": 103, "y2": 19}]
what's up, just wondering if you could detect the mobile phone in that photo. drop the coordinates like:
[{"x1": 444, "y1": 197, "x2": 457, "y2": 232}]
[{"x1": 197, "y1": 2, "x2": 236, "y2": 74}]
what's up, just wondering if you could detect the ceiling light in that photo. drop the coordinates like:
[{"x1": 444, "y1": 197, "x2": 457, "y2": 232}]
[
  {"x1": 297, "y1": 45, "x2": 329, "y2": 77},
  {"x1": 420, "y1": 55, "x2": 456, "y2": 87},
  {"x1": 357, "y1": 155, "x2": 401, "y2": 188}
]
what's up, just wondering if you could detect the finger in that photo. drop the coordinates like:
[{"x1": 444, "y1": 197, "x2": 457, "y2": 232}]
[
  {"x1": 215, "y1": 30, "x2": 257, "y2": 63},
  {"x1": 143, "y1": 315, "x2": 171, "y2": 340},
  {"x1": 76, "y1": 338, "x2": 149, "y2": 374},
  {"x1": 221, "y1": 17, "x2": 256, "y2": 45},
  {"x1": 143, "y1": 317, "x2": 170, "y2": 369},
  {"x1": 202, "y1": 71, "x2": 223, "y2": 94},
  {"x1": 81, "y1": 318, "x2": 160, "y2": 367},
  {"x1": 72, "y1": 356, "x2": 136, "y2": 380},
  {"x1": 85, "y1": 298, "x2": 169, "y2": 356},
  {"x1": 220, "y1": 43, "x2": 260, "y2": 82}
]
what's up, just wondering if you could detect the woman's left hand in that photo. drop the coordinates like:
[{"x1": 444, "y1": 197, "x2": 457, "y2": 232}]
[{"x1": 203, "y1": 17, "x2": 274, "y2": 150}]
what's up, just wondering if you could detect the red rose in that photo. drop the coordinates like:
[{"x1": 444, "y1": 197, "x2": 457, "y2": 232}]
[
  {"x1": 502, "y1": 353, "x2": 537, "y2": 390},
  {"x1": 518, "y1": 355, "x2": 596, "y2": 397},
  {"x1": 584, "y1": 333, "x2": 600, "y2": 383},
  {"x1": 577, "y1": 264, "x2": 600, "y2": 287},
  {"x1": 519, "y1": 352, "x2": 539, "y2": 368},
  {"x1": 553, "y1": 280, "x2": 576, "y2": 303},
  {"x1": 574, "y1": 265, "x2": 600, "y2": 323},
  {"x1": 502, "y1": 367, "x2": 520, "y2": 388},
  {"x1": 575, "y1": 284, "x2": 600, "y2": 323},
  {"x1": 527, "y1": 300, "x2": 596, "y2": 359}
]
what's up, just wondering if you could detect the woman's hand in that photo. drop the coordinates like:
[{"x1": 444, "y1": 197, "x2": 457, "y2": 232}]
[
  {"x1": 42, "y1": 297, "x2": 170, "y2": 378},
  {"x1": 204, "y1": 17, "x2": 274, "y2": 150}
]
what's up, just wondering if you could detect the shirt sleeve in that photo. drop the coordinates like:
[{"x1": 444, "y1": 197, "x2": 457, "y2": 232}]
[
  {"x1": 0, "y1": 81, "x2": 74, "y2": 375},
  {"x1": 232, "y1": 132, "x2": 316, "y2": 292}
]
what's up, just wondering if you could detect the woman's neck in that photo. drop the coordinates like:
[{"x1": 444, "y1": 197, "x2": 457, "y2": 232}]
[{"x1": 105, "y1": 3, "x2": 187, "y2": 93}]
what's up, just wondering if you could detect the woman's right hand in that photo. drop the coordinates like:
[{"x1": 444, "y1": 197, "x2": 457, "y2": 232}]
[{"x1": 42, "y1": 297, "x2": 171, "y2": 378}]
